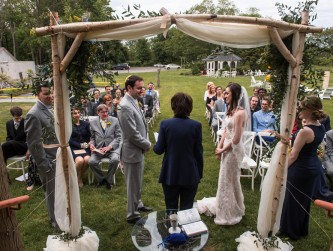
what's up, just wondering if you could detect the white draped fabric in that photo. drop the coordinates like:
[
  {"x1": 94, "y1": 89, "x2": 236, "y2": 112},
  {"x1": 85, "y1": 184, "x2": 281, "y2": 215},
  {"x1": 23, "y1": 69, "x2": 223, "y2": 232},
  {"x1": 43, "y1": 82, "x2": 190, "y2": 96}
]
[
  {"x1": 44, "y1": 227, "x2": 99, "y2": 251},
  {"x1": 176, "y1": 18, "x2": 293, "y2": 48},
  {"x1": 67, "y1": 16, "x2": 294, "y2": 49}
]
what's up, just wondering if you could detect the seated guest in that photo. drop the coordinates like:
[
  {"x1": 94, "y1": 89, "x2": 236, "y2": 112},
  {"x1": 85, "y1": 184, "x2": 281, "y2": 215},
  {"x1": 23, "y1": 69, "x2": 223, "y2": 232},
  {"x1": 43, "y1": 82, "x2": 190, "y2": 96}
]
[
  {"x1": 215, "y1": 86, "x2": 224, "y2": 101},
  {"x1": 103, "y1": 94, "x2": 116, "y2": 117},
  {"x1": 249, "y1": 96, "x2": 260, "y2": 130},
  {"x1": 101, "y1": 85, "x2": 112, "y2": 100},
  {"x1": 112, "y1": 89, "x2": 122, "y2": 117},
  {"x1": 323, "y1": 129, "x2": 333, "y2": 191},
  {"x1": 204, "y1": 82, "x2": 214, "y2": 102},
  {"x1": 206, "y1": 84, "x2": 217, "y2": 126},
  {"x1": 211, "y1": 92, "x2": 227, "y2": 134},
  {"x1": 81, "y1": 95, "x2": 97, "y2": 117},
  {"x1": 320, "y1": 115, "x2": 331, "y2": 132},
  {"x1": 252, "y1": 98, "x2": 276, "y2": 142},
  {"x1": 111, "y1": 83, "x2": 122, "y2": 98},
  {"x1": 139, "y1": 87, "x2": 153, "y2": 118},
  {"x1": 2, "y1": 106, "x2": 28, "y2": 164},
  {"x1": 69, "y1": 108, "x2": 91, "y2": 187},
  {"x1": 151, "y1": 83, "x2": 161, "y2": 114},
  {"x1": 146, "y1": 82, "x2": 158, "y2": 110},
  {"x1": 91, "y1": 88, "x2": 103, "y2": 105},
  {"x1": 88, "y1": 104, "x2": 122, "y2": 190},
  {"x1": 256, "y1": 87, "x2": 267, "y2": 110},
  {"x1": 153, "y1": 92, "x2": 203, "y2": 211}
]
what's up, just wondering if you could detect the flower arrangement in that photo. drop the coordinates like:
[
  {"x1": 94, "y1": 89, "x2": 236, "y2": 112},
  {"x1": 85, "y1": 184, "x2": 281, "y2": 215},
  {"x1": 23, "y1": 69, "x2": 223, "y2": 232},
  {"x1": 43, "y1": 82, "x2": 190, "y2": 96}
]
[{"x1": 317, "y1": 142, "x2": 325, "y2": 160}]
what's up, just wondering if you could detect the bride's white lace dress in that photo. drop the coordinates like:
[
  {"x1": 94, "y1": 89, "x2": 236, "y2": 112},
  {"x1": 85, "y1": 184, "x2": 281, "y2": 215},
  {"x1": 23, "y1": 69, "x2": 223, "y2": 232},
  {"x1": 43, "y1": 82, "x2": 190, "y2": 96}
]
[{"x1": 197, "y1": 116, "x2": 245, "y2": 225}]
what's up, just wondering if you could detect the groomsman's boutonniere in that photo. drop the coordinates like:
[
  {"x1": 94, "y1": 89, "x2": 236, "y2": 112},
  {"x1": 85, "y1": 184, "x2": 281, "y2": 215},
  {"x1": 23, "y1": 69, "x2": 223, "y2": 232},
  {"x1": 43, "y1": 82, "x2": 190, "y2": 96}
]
[{"x1": 107, "y1": 121, "x2": 111, "y2": 126}]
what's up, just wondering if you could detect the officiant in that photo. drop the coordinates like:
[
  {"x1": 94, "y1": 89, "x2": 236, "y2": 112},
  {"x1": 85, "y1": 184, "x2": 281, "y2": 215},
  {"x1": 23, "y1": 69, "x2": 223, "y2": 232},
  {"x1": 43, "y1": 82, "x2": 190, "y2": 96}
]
[{"x1": 153, "y1": 93, "x2": 203, "y2": 212}]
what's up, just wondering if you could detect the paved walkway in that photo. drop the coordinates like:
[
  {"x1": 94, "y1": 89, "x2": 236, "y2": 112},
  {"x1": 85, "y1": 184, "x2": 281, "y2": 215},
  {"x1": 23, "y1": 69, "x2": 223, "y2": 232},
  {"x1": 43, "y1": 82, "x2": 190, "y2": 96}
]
[{"x1": 0, "y1": 95, "x2": 36, "y2": 103}]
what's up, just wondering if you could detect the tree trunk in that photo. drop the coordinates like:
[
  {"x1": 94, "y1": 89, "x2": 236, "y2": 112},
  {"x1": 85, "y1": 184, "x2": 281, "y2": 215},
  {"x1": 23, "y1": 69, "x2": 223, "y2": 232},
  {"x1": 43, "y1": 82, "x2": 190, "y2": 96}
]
[
  {"x1": 0, "y1": 148, "x2": 24, "y2": 251},
  {"x1": 10, "y1": 22, "x2": 16, "y2": 59},
  {"x1": 156, "y1": 68, "x2": 161, "y2": 87}
]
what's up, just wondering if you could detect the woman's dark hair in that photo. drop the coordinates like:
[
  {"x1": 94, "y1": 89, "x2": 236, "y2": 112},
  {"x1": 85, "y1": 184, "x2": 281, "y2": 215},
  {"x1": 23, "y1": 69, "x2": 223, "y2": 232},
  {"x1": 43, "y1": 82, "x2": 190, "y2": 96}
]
[
  {"x1": 300, "y1": 95, "x2": 327, "y2": 121},
  {"x1": 226, "y1": 82, "x2": 242, "y2": 116},
  {"x1": 171, "y1": 92, "x2": 193, "y2": 117}
]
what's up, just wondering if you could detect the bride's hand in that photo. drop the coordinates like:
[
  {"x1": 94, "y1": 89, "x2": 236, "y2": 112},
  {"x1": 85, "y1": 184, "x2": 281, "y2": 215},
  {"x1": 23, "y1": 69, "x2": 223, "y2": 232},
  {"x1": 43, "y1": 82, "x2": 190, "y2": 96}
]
[{"x1": 215, "y1": 148, "x2": 223, "y2": 155}]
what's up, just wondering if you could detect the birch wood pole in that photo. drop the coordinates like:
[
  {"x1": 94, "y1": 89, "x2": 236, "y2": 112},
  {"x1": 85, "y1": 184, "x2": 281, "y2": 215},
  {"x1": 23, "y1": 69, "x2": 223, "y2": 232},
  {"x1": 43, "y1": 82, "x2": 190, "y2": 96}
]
[
  {"x1": 267, "y1": 11, "x2": 309, "y2": 235},
  {"x1": 33, "y1": 13, "x2": 322, "y2": 37},
  {"x1": 60, "y1": 32, "x2": 86, "y2": 73},
  {"x1": 50, "y1": 12, "x2": 72, "y2": 225}
]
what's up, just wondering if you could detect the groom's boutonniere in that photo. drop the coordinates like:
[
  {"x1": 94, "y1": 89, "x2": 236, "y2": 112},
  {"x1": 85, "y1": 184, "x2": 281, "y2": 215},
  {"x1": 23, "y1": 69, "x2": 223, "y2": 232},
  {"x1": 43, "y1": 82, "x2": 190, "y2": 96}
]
[{"x1": 107, "y1": 121, "x2": 111, "y2": 126}]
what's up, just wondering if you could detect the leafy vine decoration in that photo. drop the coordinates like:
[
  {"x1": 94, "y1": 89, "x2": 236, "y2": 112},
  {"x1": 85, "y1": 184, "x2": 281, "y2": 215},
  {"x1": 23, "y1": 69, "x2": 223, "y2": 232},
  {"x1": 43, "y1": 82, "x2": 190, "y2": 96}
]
[{"x1": 261, "y1": 0, "x2": 323, "y2": 128}]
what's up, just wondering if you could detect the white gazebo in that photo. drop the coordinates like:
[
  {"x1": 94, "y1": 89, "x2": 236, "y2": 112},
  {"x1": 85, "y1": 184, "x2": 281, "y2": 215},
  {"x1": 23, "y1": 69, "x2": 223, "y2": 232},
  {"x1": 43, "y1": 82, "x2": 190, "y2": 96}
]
[{"x1": 203, "y1": 47, "x2": 241, "y2": 77}]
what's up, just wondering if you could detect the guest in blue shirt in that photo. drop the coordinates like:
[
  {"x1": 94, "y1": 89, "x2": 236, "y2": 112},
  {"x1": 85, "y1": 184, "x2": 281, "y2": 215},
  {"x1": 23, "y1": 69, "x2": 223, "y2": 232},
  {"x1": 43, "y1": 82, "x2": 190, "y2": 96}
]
[{"x1": 252, "y1": 98, "x2": 276, "y2": 142}]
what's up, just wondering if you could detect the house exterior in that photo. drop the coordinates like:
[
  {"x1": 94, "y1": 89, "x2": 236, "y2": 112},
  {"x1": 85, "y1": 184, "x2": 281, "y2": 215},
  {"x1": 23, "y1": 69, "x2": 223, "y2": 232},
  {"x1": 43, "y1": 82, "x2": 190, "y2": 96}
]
[
  {"x1": 203, "y1": 47, "x2": 241, "y2": 77},
  {"x1": 0, "y1": 47, "x2": 35, "y2": 80}
]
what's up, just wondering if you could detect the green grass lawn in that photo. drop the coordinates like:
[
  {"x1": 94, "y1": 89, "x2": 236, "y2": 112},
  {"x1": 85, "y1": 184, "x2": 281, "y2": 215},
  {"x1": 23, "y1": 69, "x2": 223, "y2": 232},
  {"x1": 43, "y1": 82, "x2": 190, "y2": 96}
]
[{"x1": 2, "y1": 70, "x2": 333, "y2": 250}]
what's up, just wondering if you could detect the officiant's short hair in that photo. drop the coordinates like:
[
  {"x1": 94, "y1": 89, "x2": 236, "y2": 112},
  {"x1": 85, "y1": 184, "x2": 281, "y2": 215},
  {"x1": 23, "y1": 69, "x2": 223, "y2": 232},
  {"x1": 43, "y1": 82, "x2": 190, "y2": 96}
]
[{"x1": 171, "y1": 92, "x2": 193, "y2": 117}]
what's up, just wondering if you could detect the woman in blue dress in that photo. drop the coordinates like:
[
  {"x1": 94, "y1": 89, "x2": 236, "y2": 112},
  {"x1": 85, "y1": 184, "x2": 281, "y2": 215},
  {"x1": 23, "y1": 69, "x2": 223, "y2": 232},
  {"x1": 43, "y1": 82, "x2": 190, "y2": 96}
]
[
  {"x1": 69, "y1": 107, "x2": 91, "y2": 187},
  {"x1": 280, "y1": 96, "x2": 327, "y2": 240}
]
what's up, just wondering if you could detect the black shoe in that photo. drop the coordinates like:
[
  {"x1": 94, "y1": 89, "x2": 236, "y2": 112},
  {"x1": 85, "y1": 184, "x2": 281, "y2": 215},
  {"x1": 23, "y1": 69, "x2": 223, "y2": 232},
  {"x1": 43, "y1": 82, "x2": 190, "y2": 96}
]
[
  {"x1": 95, "y1": 180, "x2": 105, "y2": 188},
  {"x1": 138, "y1": 206, "x2": 153, "y2": 212},
  {"x1": 127, "y1": 216, "x2": 141, "y2": 224},
  {"x1": 106, "y1": 183, "x2": 113, "y2": 190}
]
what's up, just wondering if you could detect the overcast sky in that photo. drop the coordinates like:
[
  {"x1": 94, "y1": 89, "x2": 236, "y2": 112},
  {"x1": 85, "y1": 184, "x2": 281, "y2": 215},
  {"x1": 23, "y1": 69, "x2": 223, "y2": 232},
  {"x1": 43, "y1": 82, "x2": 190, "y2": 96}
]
[{"x1": 110, "y1": 0, "x2": 332, "y2": 28}]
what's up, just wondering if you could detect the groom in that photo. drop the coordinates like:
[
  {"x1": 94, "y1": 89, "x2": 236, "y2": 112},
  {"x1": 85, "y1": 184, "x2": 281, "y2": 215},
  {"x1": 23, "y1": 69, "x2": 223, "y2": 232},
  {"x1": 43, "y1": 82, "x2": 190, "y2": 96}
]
[{"x1": 117, "y1": 75, "x2": 152, "y2": 224}]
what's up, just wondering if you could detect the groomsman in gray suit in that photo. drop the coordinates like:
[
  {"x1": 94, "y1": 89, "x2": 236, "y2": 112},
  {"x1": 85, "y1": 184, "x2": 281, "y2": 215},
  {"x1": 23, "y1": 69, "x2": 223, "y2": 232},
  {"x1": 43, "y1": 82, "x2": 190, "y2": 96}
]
[
  {"x1": 24, "y1": 83, "x2": 59, "y2": 229},
  {"x1": 89, "y1": 104, "x2": 121, "y2": 190},
  {"x1": 118, "y1": 75, "x2": 153, "y2": 224}
]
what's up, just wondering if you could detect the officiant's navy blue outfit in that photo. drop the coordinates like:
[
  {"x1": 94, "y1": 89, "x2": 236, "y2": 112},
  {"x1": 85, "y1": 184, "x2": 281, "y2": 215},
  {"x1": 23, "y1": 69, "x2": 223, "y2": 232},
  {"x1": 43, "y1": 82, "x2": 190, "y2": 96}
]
[{"x1": 153, "y1": 93, "x2": 203, "y2": 211}]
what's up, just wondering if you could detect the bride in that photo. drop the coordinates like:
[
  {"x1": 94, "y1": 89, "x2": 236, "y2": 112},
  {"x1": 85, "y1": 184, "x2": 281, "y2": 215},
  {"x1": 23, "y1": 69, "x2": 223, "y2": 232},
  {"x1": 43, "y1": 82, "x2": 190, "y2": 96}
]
[{"x1": 197, "y1": 82, "x2": 250, "y2": 225}]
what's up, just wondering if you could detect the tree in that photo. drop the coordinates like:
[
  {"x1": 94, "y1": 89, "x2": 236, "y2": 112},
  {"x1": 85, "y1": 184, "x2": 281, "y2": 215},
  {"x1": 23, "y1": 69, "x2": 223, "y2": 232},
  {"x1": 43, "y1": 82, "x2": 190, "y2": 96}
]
[
  {"x1": 134, "y1": 39, "x2": 152, "y2": 65},
  {"x1": 187, "y1": 0, "x2": 239, "y2": 15},
  {"x1": 0, "y1": 148, "x2": 24, "y2": 251}
]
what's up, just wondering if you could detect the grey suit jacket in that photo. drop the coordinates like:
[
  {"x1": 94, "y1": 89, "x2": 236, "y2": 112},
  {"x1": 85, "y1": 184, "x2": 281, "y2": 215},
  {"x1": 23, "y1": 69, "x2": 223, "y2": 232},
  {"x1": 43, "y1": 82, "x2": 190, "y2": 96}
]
[
  {"x1": 90, "y1": 116, "x2": 121, "y2": 154},
  {"x1": 323, "y1": 130, "x2": 333, "y2": 176},
  {"x1": 24, "y1": 100, "x2": 58, "y2": 173},
  {"x1": 117, "y1": 93, "x2": 150, "y2": 163}
]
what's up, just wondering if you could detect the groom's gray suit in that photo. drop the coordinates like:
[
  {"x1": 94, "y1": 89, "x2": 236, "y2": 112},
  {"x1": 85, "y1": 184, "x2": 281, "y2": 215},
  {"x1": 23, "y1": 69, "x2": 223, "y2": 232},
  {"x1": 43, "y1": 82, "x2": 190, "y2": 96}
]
[
  {"x1": 88, "y1": 116, "x2": 121, "y2": 185},
  {"x1": 118, "y1": 93, "x2": 151, "y2": 220},
  {"x1": 25, "y1": 100, "x2": 58, "y2": 226}
]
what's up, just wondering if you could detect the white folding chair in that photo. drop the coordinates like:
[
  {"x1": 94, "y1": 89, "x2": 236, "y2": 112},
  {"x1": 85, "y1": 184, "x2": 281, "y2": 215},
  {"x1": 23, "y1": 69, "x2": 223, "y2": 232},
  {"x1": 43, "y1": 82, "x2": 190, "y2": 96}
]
[
  {"x1": 250, "y1": 76, "x2": 263, "y2": 88},
  {"x1": 215, "y1": 112, "x2": 225, "y2": 146},
  {"x1": 7, "y1": 155, "x2": 27, "y2": 181},
  {"x1": 88, "y1": 158, "x2": 122, "y2": 185},
  {"x1": 241, "y1": 131, "x2": 257, "y2": 190},
  {"x1": 253, "y1": 132, "x2": 274, "y2": 190}
]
